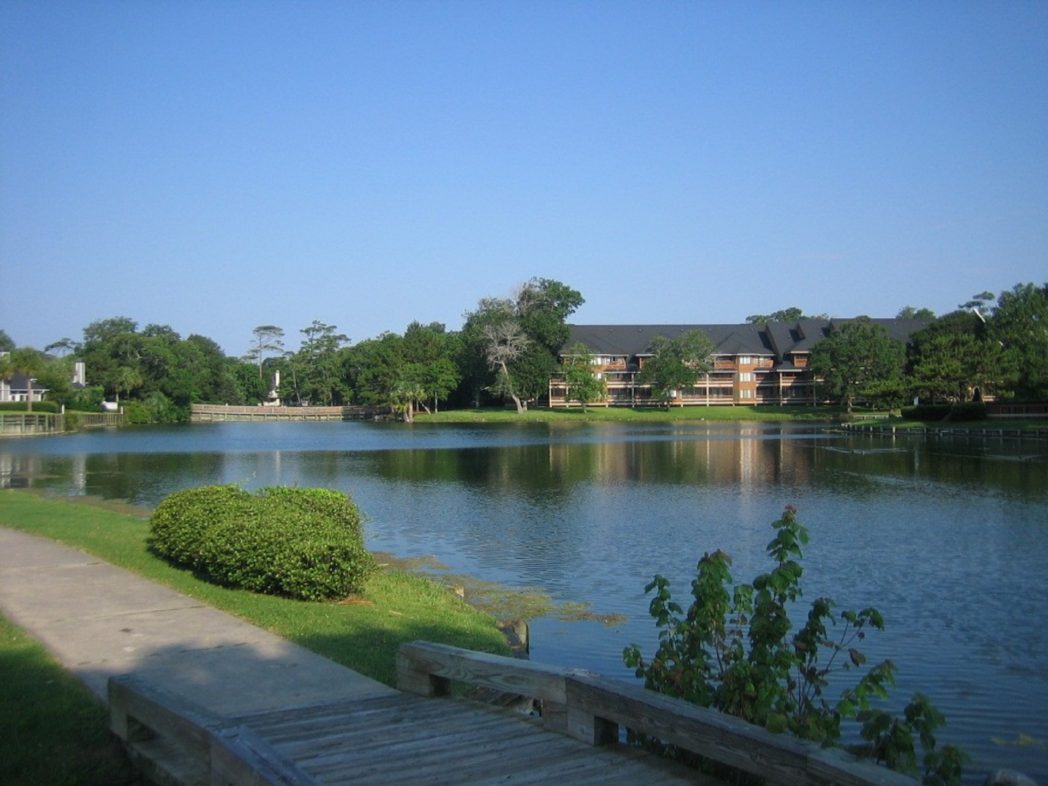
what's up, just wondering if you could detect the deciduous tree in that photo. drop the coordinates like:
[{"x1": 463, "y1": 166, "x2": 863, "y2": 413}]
[
  {"x1": 561, "y1": 342, "x2": 607, "y2": 412},
  {"x1": 80, "y1": 317, "x2": 140, "y2": 402},
  {"x1": 34, "y1": 355, "x2": 75, "y2": 406},
  {"x1": 402, "y1": 322, "x2": 461, "y2": 413},
  {"x1": 896, "y1": 306, "x2": 935, "y2": 320},
  {"x1": 637, "y1": 330, "x2": 714, "y2": 408},
  {"x1": 516, "y1": 277, "x2": 585, "y2": 353},
  {"x1": 458, "y1": 298, "x2": 515, "y2": 407},
  {"x1": 482, "y1": 321, "x2": 529, "y2": 413},
  {"x1": 811, "y1": 318, "x2": 904, "y2": 413},
  {"x1": 907, "y1": 311, "x2": 1011, "y2": 403},
  {"x1": 990, "y1": 282, "x2": 1048, "y2": 400},
  {"x1": 460, "y1": 279, "x2": 584, "y2": 411},
  {"x1": 746, "y1": 307, "x2": 828, "y2": 325},
  {"x1": 344, "y1": 332, "x2": 405, "y2": 410}
]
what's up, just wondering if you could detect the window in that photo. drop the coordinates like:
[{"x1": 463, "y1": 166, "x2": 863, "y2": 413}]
[
  {"x1": 738, "y1": 372, "x2": 753, "y2": 382},
  {"x1": 738, "y1": 356, "x2": 752, "y2": 365},
  {"x1": 739, "y1": 389, "x2": 754, "y2": 399}
]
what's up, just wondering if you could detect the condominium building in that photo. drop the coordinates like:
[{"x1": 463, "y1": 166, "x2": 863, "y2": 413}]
[{"x1": 549, "y1": 318, "x2": 925, "y2": 407}]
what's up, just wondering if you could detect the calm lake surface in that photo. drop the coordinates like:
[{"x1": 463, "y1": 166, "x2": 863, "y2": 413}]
[{"x1": 2, "y1": 420, "x2": 1046, "y2": 782}]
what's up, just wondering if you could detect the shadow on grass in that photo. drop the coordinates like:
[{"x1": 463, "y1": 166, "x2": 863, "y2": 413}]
[{"x1": 0, "y1": 627, "x2": 142, "y2": 786}]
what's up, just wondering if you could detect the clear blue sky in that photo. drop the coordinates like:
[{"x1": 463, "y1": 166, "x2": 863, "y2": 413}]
[{"x1": 2, "y1": 1, "x2": 1046, "y2": 355}]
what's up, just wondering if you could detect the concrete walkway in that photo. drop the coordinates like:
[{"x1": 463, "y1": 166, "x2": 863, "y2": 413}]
[{"x1": 0, "y1": 527, "x2": 396, "y2": 717}]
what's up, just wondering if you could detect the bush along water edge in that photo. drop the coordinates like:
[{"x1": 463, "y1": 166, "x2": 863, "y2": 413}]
[
  {"x1": 624, "y1": 505, "x2": 967, "y2": 785},
  {"x1": 148, "y1": 485, "x2": 375, "y2": 601}
]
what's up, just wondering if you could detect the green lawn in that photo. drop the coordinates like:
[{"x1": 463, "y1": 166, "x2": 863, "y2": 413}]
[
  {"x1": 0, "y1": 613, "x2": 141, "y2": 786},
  {"x1": 0, "y1": 490, "x2": 512, "y2": 785},
  {"x1": 418, "y1": 404, "x2": 840, "y2": 423},
  {"x1": 0, "y1": 491, "x2": 510, "y2": 687}
]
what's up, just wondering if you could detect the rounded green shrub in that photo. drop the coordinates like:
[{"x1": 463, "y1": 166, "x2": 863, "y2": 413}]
[{"x1": 148, "y1": 485, "x2": 375, "y2": 601}]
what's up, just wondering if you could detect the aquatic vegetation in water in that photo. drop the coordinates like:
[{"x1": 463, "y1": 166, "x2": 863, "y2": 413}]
[
  {"x1": 991, "y1": 734, "x2": 1044, "y2": 749},
  {"x1": 555, "y1": 601, "x2": 627, "y2": 626},
  {"x1": 377, "y1": 560, "x2": 626, "y2": 625}
]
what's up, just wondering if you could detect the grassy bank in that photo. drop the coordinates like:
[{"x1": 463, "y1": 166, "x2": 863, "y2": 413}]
[
  {"x1": 0, "y1": 490, "x2": 511, "y2": 785},
  {"x1": 1, "y1": 613, "x2": 141, "y2": 786},
  {"x1": 418, "y1": 404, "x2": 840, "y2": 423},
  {"x1": 0, "y1": 491, "x2": 510, "y2": 687}
]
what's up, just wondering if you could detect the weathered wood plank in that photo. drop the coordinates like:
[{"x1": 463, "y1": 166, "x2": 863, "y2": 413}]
[
  {"x1": 272, "y1": 705, "x2": 535, "y2": 759},
  {"x1": 290, "y1": 710, "x2": 548, "y2": 772},
  {"x1": 391, "y1": 641, "x2": 924, "y2": 785},
  {"x1": 110, "y1": 675, "x2": 319, "y2": 786},
  {"x1": 565, "y1": 674, "x2": 916, "y2": 786},
  {"x1": 503, "y1": 759, "x2": 682, "y2": 786},
  {"x1": 122, "y1": 640, "x2": 930, "y2": 786},
  {"x1": 230, "y1": 694, "x2": 412, "y2": 728},
  {"x1": 109, "y1": 674, "x2": 220, "y2": 753},
  {"x1": 248, "y1": 697, "x2": 460, "y2": 745},
  {"x1": 309, "y1": 730, "x2": 603, "y2": 785},
  {"x1": 255, "y1": 695, "x2": 703, "y2": 786},
  {"x1": 398, "y1": 640, "x2": 592, "y2": 706},
  {"x1": 211, "y1": 725, "x2": 323, "y2": 786},
  {"x1": 258, "y1": 700, "x2": 524, "y2": 754},
  {"x1": 124, "y1": 736, "x2": 207, "y2": 786}
]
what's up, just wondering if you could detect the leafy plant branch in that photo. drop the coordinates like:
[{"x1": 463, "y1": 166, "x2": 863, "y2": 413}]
[{"x1": 624, "y1": 505, "x2": 967, "y2": 784}]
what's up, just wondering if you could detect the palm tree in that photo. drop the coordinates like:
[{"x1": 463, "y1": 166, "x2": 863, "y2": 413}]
[
  {"x1": 113, "y1": 366, "x2": 143, "y2": 405},
  {"x1": 390, "y1": 380, "x2": 426, "y2": 423}
]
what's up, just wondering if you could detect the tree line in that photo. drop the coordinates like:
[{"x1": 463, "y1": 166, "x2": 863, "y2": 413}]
[
  {"x1": 810, "y1": 283, "x2": 1047, "y2": 412},
  {"x1": 560, "y1": 282, "x2": 1047, "y2": 412},
  {"x1": 1, "y1": 279, "x2": 1045, "y2": 422},
  {"x1": 0, "y1": 278, "x2": 584, "y2": 422}
]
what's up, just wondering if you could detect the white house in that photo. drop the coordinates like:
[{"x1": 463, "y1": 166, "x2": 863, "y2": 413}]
[{"x1": 0, "y1": 371, "x2": 48, "y2": 404}]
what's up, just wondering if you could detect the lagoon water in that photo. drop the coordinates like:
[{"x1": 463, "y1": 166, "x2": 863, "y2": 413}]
[{"x1": 2, "y1": 420, "x2": 1046, "y2": 782}]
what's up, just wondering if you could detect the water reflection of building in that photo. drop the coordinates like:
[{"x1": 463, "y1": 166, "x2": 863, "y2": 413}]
[
  {"x1": 0, "y1": 453, "x2": 38, "y2": 489},
  {"x1": 0, "y1": 453, "x2": 87, "y2": 493},
  {"x1": 70, "y1": 453, "x2": 86, "y2": 494},
  {"x1": 546, "y1": 429, "x2": 816, "y2": 488}
]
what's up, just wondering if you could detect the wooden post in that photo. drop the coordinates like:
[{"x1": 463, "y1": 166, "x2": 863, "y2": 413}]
[{"x1": 396, "y1": 649, "x2": 451, "y2": 697}]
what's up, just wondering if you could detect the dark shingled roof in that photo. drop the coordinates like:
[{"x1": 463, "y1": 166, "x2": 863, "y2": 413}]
[
  {"x1": 565, "y1": 324, "x2": 772, "y2": 358},
  {"x1": 564, "y1": 318, "x2": 928, "y2": 363},
  {"x1": 4, "y1": 372, "x2": 48, "y2": 392}
]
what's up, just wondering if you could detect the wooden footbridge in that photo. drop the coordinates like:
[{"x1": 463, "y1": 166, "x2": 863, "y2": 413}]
[
  {"x1": 190, "y1": 404, "x2": 384, "y2": 422},
  {"x1": 110, "y1": 641, "x2": 916, "y2": 786}
]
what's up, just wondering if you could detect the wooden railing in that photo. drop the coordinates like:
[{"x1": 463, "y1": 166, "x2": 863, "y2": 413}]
[
  {"x1": 75, "y1": 412, "x2": 125, "y2": 429},
  {"x1": 0, "y1": 412, "x2": 126, "y2": 437},
  {"x1": 0, "y1": 413, "x2": 62, "y2": 436},
  {"x1": 397, "y1": 641, "x2": 917, "y2": 786},
  {"x1": 190, "y1": 404, "x2": 383, "y2": 422},
  {"x1": 549, "y1": 370, "x2": 818, "y2": 408},
  {"x1": 109, "y1": 675, "x2": 318, "y2": 786}
]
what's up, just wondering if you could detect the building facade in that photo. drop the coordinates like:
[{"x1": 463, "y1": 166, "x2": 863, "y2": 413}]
[
  {"x1": 549, "y1": 318, "x2": 925, "y2": 408},
  {"x1": 0, "y1": 372, "x2": 48, "y2": 404}
]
